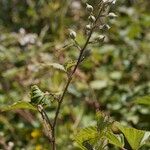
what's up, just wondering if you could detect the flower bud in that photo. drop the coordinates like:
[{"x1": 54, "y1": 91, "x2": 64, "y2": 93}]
[
  {"x1": 86, "y1": 24, "x2": 92, "y2": 30},
  {"x1": 83, "y1": 49, "x2": 91, "y2": 58},
  {"x1": 86, "y1": 3, "x2": 93, "y2": 13},
  {"x1": 88, "y1": 15, "x2": 96, "y2": 23},
  {"x1": 96, "y1": 35, "x2": 105, "y2": 42},
  {"x1": 69, "y1": 30, "x2": 76, "y2": 40},
  {"x1": 102, "y1": 24, "x2": 111, "y2": 31},
  {"x1": 108, "y1": 12, "x2": 117, "y2": 18},
  {"x1": 103, "y1": 0, "x2": 116, "y2": 4}
]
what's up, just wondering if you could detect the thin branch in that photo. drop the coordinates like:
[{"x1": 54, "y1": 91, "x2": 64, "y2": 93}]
[{"x1": 37, "y1": 105, "x2": 53, "y2": 143}]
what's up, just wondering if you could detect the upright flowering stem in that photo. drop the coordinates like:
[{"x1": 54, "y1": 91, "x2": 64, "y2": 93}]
[{"x1": 51, "y1": 2, "x2": 106, "y2": 149}]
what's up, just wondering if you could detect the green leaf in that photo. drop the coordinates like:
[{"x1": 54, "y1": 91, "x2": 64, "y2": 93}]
[
  {"x1": 1, "y1": 101, "x2": 36, "y2": 112},
  {"x1": 105, "y1": 132, "x2": 124, "y2": 148},
  {"x1": 115, "y1": 122, "x2": 150, "y2": 150},
  {"x1": 134, "y1": 95, "x2": 150, "y2": 106},
  {"x1": 74, "y1": 126, "x2": 97, "y2": 150}
]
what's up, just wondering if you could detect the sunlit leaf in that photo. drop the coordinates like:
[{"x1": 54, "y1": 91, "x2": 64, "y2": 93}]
[
  {"x1": 115, "y1": 122, "x2": 150, "y2": 150},
  {"x1": 74, "y1": 126, "x2": 97, "y2": 150},
  {"x1": 105, "y1": 132, "x2": 124, "y2": 148}
]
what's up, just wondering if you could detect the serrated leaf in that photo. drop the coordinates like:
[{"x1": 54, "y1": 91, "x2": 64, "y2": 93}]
[
  {"x1": 1, "y1": 101, "x2": 36, "y2": 112},
  {"x1": 105, "y1": 132, "x2": 124, "y2": 148},
  {"x1": 115, "y1": 122, "x2": 150, "y2": 150},
  {"x1": 134, "y1": 95, "x2": 150, "y2": 106},
  {"x1": 74, "y1": 126, "x2": 97, "y2": 150}
]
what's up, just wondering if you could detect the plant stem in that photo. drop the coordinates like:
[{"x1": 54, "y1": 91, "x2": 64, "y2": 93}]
[
  {"x1": 51, "y1": 4, "x2": 105, "y2": 149},
  {"x1": 37, "y1": 105, "x2": 53, "y2": 144}
]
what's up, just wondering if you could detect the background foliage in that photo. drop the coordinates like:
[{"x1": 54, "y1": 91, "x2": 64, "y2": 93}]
[{"x1": 0, "y1": 0, "x2": 150, "y2": 149}]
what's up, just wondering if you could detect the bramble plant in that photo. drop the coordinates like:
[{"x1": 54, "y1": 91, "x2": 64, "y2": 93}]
[{"x1": 1, "y1": 0, "x2": 150, "y2": 150}]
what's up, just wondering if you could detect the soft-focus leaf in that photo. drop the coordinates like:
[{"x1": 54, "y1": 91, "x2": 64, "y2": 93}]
[
  {"x1": 1, "y1": 101, "x2": 36, "y2": 112},
  {"x1": 134, "y1": 96, "x2": 150, "y2": 106},
  {"x1": 0, "y1": 115, "x2": 14, "y2": 131},
  {"x1": 90, "y1": 80, "x2": 108, "y2": 90}
]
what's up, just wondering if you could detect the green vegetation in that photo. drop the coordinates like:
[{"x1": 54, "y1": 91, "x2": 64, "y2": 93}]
[{"x1": 0, "y1": 0, "x2": 150, "y2": 149}]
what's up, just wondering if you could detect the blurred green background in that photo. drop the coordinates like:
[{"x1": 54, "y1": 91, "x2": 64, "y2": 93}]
[{"x1": 0, "y1": 0, "x2": 150, "y2": 149}]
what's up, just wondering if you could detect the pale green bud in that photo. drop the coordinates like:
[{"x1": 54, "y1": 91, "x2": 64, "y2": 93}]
[
  {"x1": 102, "y1": 24, "x2": 111, "y2": 31},
  {"x1": 88, "y1": 15, "x2": 96, "y2": 23},
  {"x1": 103, "y1": 0, "x2": 116, "y2": 4},
  {"x1": 86, "y1": 24, "x2": 92, "y2": 30},
  {"x1": 86, "y1": 3, "x2": 93, "y2": 13},
  {"x1": 69, "y1": 30, "x2": 76, "y2": 40},
  {"x1": 96, "y1": 35, "x2": 105, "y2": 42},
  {"x1": 108, "y1": 12, "x2": 117, "y2": 18}
]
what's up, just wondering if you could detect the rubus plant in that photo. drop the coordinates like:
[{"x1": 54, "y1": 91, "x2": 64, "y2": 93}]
[{"x1": 1, "y1": 0, "x2": 150, "y2": 150}]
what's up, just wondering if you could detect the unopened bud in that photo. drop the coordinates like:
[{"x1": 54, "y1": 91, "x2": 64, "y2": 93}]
[
  {"x1": 108, "y1": 12, "x2": 117, "y2": 18},
  {"x1": 99, "y1": 24, "x2": 110, "y2": 31},
  {"x1": 88, "y1": 15, "x2": 96, "y2": 23},
  {"x1": 69, "y1": 30, "x2": 76, "y2": 40},
  {"x1": 86, "y1": 24, "x2": 92, "y2": 30},
  {"x1": 96, "y1": 35, "x2": 105, "y2": 42},
  {"x1": 83, "y1": 49, "x2": 91, "y2": 58},
  {"x1": 86, "y1": 3, "x2": 93, "y2": 13}
]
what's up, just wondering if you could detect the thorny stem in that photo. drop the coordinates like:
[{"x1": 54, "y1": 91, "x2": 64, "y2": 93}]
[{"x1": 51, "y1": 3, "x2": 105, "y2": 150}]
